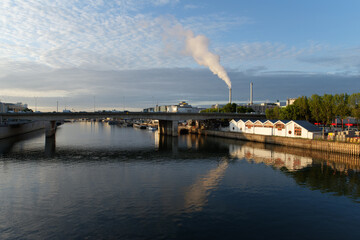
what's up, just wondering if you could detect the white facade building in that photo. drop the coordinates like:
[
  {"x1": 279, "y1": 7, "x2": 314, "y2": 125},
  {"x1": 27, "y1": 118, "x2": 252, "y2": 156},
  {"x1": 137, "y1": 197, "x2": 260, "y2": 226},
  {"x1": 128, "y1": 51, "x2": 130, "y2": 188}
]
[
  {"x1": 167, "y1": 101, "x2": 202, "y2": 113},
  {"x1": 229, "y1": 119, "x2": 322, "y2": 139}
]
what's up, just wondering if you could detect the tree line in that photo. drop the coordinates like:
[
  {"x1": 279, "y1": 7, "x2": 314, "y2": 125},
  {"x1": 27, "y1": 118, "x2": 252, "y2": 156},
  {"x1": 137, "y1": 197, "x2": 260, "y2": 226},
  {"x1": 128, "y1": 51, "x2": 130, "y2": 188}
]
[
  {"x1": 266, "y1": 93, "x2": 360, "y2": 125},
  {"x1": 200, "y1": 103, "x2": 254, "y2": 113}
]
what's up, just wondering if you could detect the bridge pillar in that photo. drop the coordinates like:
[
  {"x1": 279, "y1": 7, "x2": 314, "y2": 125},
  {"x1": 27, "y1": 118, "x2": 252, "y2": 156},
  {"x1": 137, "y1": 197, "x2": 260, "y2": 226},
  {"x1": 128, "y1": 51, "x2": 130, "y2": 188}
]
[
  {"x1": 171, "y1": 120, "x2": 178, "y2": 137},
  {"x1": 45, "y1": 120, "x2": 57, "y2": 137},
  {"x1": 158, "y1": 120, "x2": 166, "y2": 135},
  {"x1": 158, "y1": 120, "x2": 178, "y2": 136}
]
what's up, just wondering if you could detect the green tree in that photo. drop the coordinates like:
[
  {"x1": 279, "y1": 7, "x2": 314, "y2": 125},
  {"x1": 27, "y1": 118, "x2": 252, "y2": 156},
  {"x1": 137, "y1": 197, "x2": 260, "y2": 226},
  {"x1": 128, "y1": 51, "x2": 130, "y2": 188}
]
[
  {"x1": 200, "y1": 108, "x2": 218, "y2": 113},
  {"x1": 349, "y1": 93, "x2": 360, "y2": 128},
  {"x1": 333, "y1": 93, "x2": 350, "y2": 120},
  {"x1": 293, "y1": 96, "x2": 310, "y2": 120},
  {"x1": 309, "y1": 94, "x2": 324, "y2": 123},
  {"x1": 280, "y1": 104, "x2": 300, "y2": 120},
  {"x1": 321, "y1": 94, "x2": 335, "y2": 125},
  {"x1": 266, "y1": 106, "x2": 281, "y2": 119},
  {"x1": 237, "y1": 106, "x2": 254, "y2": 113},
  {"x1": 222, "y1": 103, "x2": 237, "y2": 113}
]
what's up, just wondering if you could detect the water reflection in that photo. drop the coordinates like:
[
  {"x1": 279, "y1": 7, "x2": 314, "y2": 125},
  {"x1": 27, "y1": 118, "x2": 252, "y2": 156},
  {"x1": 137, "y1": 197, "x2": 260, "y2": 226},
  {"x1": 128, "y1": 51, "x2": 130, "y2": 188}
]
[
  {"x1": 45, "y1": 135, "x2": 56, "y2": 157},
  {"x1": 0, "y1": 130, "x2": 44, "y2": 155},
  {"x1": 229, "y1": 142, "x2": 313, "y2": 171},
  {"x1": 226, "y1": 138, "x2": 360, "y2": 201},
  {"x1": 2, "y1": 123, "x2": 360, "y2": 239},
  {"x1": 184, "y1": 159, "x2": 228, "y2": 212}
]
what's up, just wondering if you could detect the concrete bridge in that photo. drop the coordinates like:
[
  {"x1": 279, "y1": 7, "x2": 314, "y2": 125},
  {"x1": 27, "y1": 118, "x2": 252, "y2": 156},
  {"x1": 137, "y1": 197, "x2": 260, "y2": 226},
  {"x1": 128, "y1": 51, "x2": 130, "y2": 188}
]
[{"x1": 0, "y1": 112, "x2": 265, "y2": 137}]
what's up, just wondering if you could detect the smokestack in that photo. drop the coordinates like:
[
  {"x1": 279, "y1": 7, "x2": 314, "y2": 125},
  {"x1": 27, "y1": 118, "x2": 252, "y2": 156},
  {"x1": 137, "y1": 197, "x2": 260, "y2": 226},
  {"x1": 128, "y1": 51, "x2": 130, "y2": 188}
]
[
  {"x1": 250, "y1": 82, "x2": 253, "y2": 105},
  {"x1": 229, "y1": 88, "x2": 232, "y2": 104}
]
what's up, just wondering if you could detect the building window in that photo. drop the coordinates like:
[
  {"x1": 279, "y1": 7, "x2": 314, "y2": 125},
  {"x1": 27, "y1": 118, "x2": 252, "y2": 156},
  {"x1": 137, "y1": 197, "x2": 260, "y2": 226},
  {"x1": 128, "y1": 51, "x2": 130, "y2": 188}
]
[
  {"x1": 275, "y1": 123, "x2": 284, "y2": 130},
  {"x1": 294, "y1": 126, "x2": 302, "y2": 136}
]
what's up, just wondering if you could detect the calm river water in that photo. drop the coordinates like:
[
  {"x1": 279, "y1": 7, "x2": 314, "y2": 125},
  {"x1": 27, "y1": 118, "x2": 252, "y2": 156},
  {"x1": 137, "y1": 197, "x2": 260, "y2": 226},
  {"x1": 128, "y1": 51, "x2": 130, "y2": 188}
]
[{"x1": 1, "y1": 122, "x2": 360, "y2": 239}]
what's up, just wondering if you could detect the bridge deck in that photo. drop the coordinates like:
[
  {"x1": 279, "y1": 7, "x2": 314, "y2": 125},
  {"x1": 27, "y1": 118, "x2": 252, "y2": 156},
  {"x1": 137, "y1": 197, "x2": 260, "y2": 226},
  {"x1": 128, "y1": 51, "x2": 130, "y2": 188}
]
[{"x1": 0, "y1": 112, "x2": 265, "y2": 121}]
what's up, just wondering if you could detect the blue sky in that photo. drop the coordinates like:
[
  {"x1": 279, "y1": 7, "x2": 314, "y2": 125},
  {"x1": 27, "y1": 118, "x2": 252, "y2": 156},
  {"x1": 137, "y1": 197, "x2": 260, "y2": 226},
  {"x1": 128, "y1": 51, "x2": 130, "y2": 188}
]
[{"x1": 0, "y1": 0, "x2": 359, "y2": 111}]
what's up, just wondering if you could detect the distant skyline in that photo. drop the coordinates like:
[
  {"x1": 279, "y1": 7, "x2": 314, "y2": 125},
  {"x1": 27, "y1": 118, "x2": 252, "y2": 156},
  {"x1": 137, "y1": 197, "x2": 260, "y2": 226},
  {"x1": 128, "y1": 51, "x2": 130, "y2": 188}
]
[{"x1": 1, "y1": 0, "x2": 359, "y2": 111}]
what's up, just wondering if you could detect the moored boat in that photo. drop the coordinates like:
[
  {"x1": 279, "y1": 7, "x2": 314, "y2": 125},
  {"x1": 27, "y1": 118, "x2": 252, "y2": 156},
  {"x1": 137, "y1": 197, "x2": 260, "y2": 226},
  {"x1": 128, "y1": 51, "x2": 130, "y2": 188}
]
[
  {"x1": 147, "y1": 126, "x2": 158, "y2": 131},
  {"x1": 133, "y1": 123, "x2": 147, "y2": 129}
]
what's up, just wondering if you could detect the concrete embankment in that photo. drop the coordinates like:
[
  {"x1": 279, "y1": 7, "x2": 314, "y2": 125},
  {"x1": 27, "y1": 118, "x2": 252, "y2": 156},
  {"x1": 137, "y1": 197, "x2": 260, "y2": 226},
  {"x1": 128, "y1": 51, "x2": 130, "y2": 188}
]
[
  {"x1": 197, "y1": 129, "x2": 360, "y2": 156},
  {"x1": 0, "y1": 121, "x2": 46, "y2": 139}
]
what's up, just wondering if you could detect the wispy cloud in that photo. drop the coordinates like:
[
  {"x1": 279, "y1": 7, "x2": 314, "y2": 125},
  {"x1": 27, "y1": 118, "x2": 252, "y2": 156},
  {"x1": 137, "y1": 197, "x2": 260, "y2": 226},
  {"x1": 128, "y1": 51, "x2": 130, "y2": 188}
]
[
  {"x1": 0, "y1": 0, "x2": 248, "y2": 73},
  {"x1": 297, "y1": 46, "x2": 360, "y2": 73},
  {"x1": 1, "y1": 0, "x2": 359, "y2": 110}
]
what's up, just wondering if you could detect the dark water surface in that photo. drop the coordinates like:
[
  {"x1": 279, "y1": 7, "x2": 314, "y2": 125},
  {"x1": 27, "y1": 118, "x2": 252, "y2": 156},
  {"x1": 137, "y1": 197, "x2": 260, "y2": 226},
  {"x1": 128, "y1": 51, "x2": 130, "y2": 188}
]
[{"x1": 1, "y1": 122, "x2": 360, "y2": 239}]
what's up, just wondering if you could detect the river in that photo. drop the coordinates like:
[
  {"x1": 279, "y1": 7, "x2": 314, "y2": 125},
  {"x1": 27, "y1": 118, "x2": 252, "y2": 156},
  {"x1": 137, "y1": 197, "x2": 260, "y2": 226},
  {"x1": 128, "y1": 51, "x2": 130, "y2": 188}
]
[{"x1": 1, "y1": 122, "x2": 360, "y2": 239}]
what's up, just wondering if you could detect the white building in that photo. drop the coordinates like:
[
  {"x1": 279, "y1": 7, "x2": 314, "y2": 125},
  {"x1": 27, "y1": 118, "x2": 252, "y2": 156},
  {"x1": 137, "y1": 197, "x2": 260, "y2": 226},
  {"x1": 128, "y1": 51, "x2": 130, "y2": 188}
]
[
  {"x1": 229, "y1": 119, "x2": 322, "y2": 139},
  {"x1": 167, "y1": 101, "x2": 202, "y2": 113},
  {"x1": 0, "y1": 102, "x2": 28, "y2": 113},
  {"x1": 286, "y1": 98, "x2": 297, "y2": 106}
]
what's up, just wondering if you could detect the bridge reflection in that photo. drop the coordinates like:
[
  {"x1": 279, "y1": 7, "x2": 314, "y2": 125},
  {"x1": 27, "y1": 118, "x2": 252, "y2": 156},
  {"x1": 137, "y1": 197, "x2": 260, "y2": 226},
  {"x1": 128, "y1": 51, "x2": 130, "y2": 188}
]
[{"x1": 184, "y1": 159, "x2": 228, "y2": 212}]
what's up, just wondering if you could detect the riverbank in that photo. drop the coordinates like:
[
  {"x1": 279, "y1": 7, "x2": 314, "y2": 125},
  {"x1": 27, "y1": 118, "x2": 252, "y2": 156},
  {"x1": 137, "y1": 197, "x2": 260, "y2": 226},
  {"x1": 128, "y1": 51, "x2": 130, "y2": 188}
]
[{"x1": 197, "y1": 129, "x2": 360, "y2": 156}]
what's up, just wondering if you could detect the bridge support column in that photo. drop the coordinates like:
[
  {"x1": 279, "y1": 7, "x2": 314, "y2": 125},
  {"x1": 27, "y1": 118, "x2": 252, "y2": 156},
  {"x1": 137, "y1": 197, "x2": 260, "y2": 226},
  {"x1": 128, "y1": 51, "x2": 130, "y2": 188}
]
[
  {"x1": 171, "y1": 120, "x2": 178, "y2": 137},
  {"x1": 158, "y1": 120, "x2": 178, "y2": 136},
  {"x1": 158, "y1": 120, "x2": 166, "y2": 135},
  {"x1": 45, "y1": 120, "x2": 57, "y2": 137}
]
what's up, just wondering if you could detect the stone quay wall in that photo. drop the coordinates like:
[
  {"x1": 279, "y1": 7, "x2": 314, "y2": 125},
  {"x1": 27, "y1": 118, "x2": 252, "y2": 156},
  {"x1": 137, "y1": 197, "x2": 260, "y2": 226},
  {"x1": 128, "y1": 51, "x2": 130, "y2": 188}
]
[{"x1": 199, "y1": 130, "x2": 360, "y2": 156}]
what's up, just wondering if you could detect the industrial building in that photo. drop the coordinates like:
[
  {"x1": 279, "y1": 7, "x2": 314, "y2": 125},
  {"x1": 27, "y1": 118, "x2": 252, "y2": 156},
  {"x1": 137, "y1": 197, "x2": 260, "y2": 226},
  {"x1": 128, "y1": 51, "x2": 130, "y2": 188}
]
[
  {"x1": 143, "y1": 101, "x2": 203, "y2": 113},
  {"x1": 246, "y1": 102, "x2": 277, "y2": 113},
  {"x1": 229, "y1": 119, "x2": 322, "y2": 139},
  {"x1": 0, "y1": 102, "x2": 28, "y2": 113}
]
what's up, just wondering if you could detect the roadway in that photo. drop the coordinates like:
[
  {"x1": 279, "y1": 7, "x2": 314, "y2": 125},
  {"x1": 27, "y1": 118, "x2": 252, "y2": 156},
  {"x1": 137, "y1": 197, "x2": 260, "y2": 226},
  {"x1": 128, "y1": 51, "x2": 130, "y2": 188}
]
[{"x1": 0, "y1": 112, "x2": 266, "y2": 121}]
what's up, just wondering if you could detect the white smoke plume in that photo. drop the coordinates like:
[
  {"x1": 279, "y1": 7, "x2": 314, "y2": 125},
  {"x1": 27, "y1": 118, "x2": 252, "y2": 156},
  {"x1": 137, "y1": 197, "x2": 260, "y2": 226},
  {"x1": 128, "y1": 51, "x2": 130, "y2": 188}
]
[{"x1": 166, "y1": 24, "x2": 232, "y2": 89}]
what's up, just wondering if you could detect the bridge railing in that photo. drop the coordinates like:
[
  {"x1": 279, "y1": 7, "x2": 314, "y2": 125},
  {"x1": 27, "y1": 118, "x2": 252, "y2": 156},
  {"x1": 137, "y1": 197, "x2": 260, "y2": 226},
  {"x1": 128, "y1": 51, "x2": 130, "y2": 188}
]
[{"x1": 0, "y1": 112, "x2": 266, "y2": 121}]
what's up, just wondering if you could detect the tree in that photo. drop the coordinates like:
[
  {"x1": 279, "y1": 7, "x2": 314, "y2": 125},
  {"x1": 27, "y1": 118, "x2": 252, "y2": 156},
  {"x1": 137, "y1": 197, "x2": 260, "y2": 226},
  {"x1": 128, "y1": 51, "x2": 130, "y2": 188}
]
[
  {"x1": 293, "y1": 96, "x2": 310, "y2": 120},
  {"x1": 309, "y1": 94, "x2": 324, "y2": 123},
  {"x1": 280, "y1": 104, "x2": 300, "y2": 120},
  {"x1": 23, "y1": 108, "x2": 33, "y2": 112},
  {"x1": 237, "y1": 106, "x2": 254, "y2": 113},
  {"x1": 200, "y1": 108, "x2": 218, "y2": 113},
  {"x1": 266, "y1": 106, "x2": 281, "y2": 119},
  {"x1": 333, "y1": 93, "x2": 350, "y2": 120},
  {"x1": 321, "y1": 94, "x2": 335, "y2": 125},
  {"x1": 201, "y1": 103, "x2": 242, "y2": 113},
  {"x1": 349, "y1": 93, "x2": 360, "y2": 129},
  {"x1": 222, "y1": 103, "x2": 237, "y2": 113}
]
